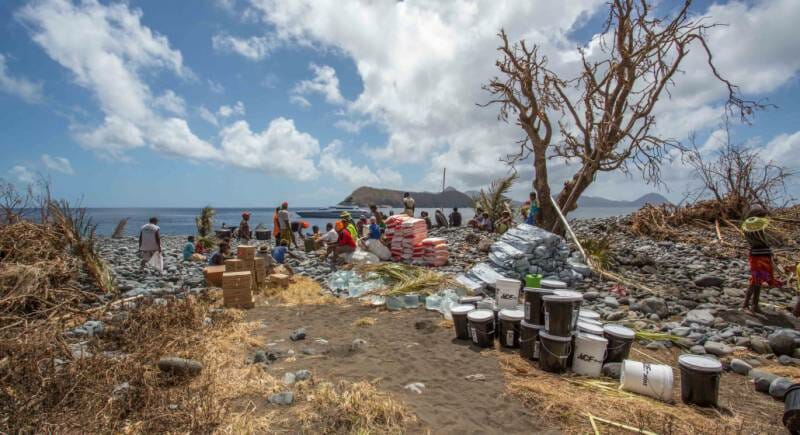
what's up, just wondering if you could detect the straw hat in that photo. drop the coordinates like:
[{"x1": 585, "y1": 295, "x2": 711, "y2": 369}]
[
  {"x1": 742, "y1": 217, "x2": 769, "y2": 232},
  {"x1": 340, "y1": 211, "x2": 351, "y2": 219}
]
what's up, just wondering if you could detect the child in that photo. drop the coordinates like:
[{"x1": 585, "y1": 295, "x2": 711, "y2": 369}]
[
  {"x1": 741, "y1": 207, "x2": 782, "y2": 313},
  {"x1": 183, "y1": 235, "x2": 196, "y2": 261}
]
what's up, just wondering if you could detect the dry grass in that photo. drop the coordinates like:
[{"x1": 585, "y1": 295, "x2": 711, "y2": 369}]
[
  {"x1": 499, "y1": 352, "x2": 780, "y2": 434},
  {"x1": 353, "y1": 317, "x2": 377, "y2": 327},
  {"x1": 300, "y1": 380, "x2": 416, "y2": 434},
  {"x1": 263, "y1": 276, "x2": 341, "y2": 306},
  {"x1": 356, "y1": 263, "x2": 460, "y2": 296}
]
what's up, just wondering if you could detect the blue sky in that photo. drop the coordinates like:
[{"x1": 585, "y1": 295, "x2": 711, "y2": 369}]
[{"x1": 1, "y1": 0, "x2": 798, "y2": 207}]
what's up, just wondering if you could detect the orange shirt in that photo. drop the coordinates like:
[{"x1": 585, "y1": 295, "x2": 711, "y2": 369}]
[{"x1": 272, "y1": 213, "x2": 280, "y2": 237}]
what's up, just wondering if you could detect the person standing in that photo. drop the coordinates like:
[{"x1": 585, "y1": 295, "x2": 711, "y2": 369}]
[
  {"x1": 525, "y1": 192, "x2": 540, "y2": 226},
  {"x1": 741, "y1": 208, "x2": 782, "y2": 314},
  {"x1": 238, "y1": 212, "x2": 251, "y2": 241},
  {"x1": 272, "y1": 207, "x2": 281, "y2": 241},
  {"x1": 369, "y1": 204, "x2": 385, "y2": 229},
  {"x1": 139, "y1": 217, "x2": 162, "y2": 271},
  {"x1": 449, "y1": 207, "x2": 462, "y2": 227},
  {"x1": 402, "y1": 192, "x2": 415, "y2": 217},
  {"x1": 278, "y1": 202, "x2": 295, "y2": 248}
]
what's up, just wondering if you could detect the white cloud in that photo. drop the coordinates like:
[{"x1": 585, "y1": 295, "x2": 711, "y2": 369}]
[
  {"x1": 41, "y1": 154, "x2": 74, "y2": 175},
  {"x1": 762, "y1": 130, "x2": 800, "y2": 169},
  {"x1": 217, "y1": 101, "x2": 245, "y2": 118},
  {"x1": 0, "y1": 53, "x2": 43, "y2": 103},
  {"x1": 289, "y1": 95, "x2": 311, "y2": 108},
  {"x1": 8, "y1": 165, "x2": 35, "y2": 184},
  {"x1": 219, "y1": 117, "x2": 320, "y2": 181},
  {"x1": 18, "y1": 0, "x2": 218, "y2": 162},
  {"x1": 211, "y1": 33, "x2": 279, "y2": 60},
  {"x1": 292, "y1": 63, "x2": 345, "y2": 105},
  {"x1": 245, "y1": 0, "x2": 800, "y2": 197},
  {"x1": 198, "y1": 106, "x2": 218, "y2": 126},
  {"x1": 213, "y1": 0, "x2": 236, "y2": 13},
  {"x1": 207, "y1": 79, "x2": 224, "y2": 94},
  {"x1": 334, "y1": 119, "x2": 369, "y2": 134},
  {"x1": 153, "y1": 89, "x2": 186, "y2": 116},
  {"x1": 319, "y1": 140, "x2": 402, "y2": 187}
]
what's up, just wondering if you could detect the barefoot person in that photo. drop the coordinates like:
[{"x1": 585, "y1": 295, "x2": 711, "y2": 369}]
[
  {"x1": 138, "y1": 217, "x2": 161, "y2": 271},
  {"x1": 742, "y1": 207, "x2": 782, "y2": 313}
]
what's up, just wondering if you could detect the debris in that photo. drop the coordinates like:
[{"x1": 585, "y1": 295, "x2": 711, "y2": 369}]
[
  {"x1": 290, "y1": 328, "x2": 306, "y2": 341},
  {"x1": 465, "y1": 374, "x2": 486, "y2": 381},
  {"x1": 157, "y1": 357, "x2": 203, "y2": 377},
  {"x1": 404, "y1": 382, "x2": 425, "y2": 394},
  {"x1": 351, "y1": 338, "x2": 367, "y2": 351}
]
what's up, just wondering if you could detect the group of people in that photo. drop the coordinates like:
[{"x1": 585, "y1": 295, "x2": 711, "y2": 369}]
[{"x1": 466, "y1": 191, "x2": 540, "y2": 234}]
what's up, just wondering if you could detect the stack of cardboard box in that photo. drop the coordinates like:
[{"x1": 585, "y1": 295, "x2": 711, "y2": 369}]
[
  {"x1": 222, "y1": 270, "x2": 253, "y2": 308},
  {"x1": 204, "y1": 265, "x2": 226, "y2": 287},
  {"x1": 237, "y1": 245, "x2": 258, "y2": 290},
  {"x1": 225, "y1": 258, "x2": 245, "y2": 272},
  {"x1": 253, "y1": 257, "x2": 267, "y2": 287}
]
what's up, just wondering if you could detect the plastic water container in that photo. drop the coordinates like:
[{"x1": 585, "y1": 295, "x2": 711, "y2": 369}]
[{"x1": 620, "y1": 360, "x2": 674, "y2": 402}]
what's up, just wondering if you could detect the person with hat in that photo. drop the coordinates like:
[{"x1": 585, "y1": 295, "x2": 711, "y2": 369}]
[
  {"x1": 402, "y1": 192, "x2": 415, "y2": 217},
  {"x1": 339, "y1": 211, "x2": 359, "y2": 241},
  {"x1": 741, "y1": 207, "x2": 783, "y2": 313},
  {"x1": 323, "y1": 221, "x2": 356, "y2": 262},
  {"x1": 238, "y1": 212, "x2": 251, "y2": 242}
]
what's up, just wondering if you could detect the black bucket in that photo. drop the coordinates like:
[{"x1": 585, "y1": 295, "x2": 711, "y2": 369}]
[
  {"x1": 255, "y1": 229, "x2": 270, "y2": 241},
  {"x1": 522, "y1": 287, "x2": 554, "y2": 324},
  {"x1": 519, "y1": 320, "x2": 542, "y2": 360},
  {"x1": 538, "y1": 331, "x2": 573, "y2": 373},
  {"x1": 603, "y1": 324, "x2": 635, "y2": 363},
  {"x1": 450, "y1": 304, "x2": 475, "y2": 340},
  {"x1": 678, "y1": 355, "x2": 723, "y2": 407},
  {"x1": 543, "y1": 291, "x2": 582, "y2": 337},
  {"x1": 498, "y1": 309, "x2": 524, "y2": 348},
  {"x1": 784, "y1": 384, "x2": 800, "y2": 434},
  {"x1": 467, "y1": 309, "x2": 495, "y2": 348}
]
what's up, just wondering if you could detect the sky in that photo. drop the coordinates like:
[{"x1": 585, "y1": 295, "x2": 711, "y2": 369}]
[{"x1": 0, "y1": 0, "x2": 798, "y2": 207}]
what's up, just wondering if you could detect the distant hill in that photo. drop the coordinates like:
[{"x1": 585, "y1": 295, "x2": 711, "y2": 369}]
[
  {"x1": 341, "y1": 186, "x2": 474, "y2": 208},
  {"x1": 578, "y1": 192, "x2": 670, "y2": 207}
]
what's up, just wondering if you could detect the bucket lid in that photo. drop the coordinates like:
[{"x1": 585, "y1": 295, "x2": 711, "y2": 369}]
[
  {"x1": 498, "y1": 309, "x2": 524, "y2": 321},
  {"x1": 578, "y1": 309, "x2": 600, "y2": 320},
  {"x1": 576, "y1": 332, "x2": 608, "y2": 344},
  {"x1": 542, "y1": 292, "x2": 582, "y2": 303},
  {"x1": 540, "y1": 279, "x2": 567, "y2": 289},
  {"x1": 521, "y1": 320, "x2": 544, "y2": 329},
  {"x1": 554, "y1": 290, "x2": 583, "y2": 299},
  {"x1": 495, "y1": 277, "x2": 521, "y2": 288},
  {"x1": 577, "y1": 321, "x2": 604, "y2": 335},
  {"x1": 538, "y1": 330, "x2": 572, "y2": 342},
  {"x1": 678, "y1": 354, "x2": 722, "y2": 372},
  {"x1": 522, "y1": 287, "x2": 555, "y2": 294},
  {"x1": 450, "y1": 304, "x2": 476, "y2": 315},
  {"x1": 603, "y1": 324, "x2": 635, "y2": 339},
  {"x1": 467, "y1": 309, "x2": 494, "y2": 322}
]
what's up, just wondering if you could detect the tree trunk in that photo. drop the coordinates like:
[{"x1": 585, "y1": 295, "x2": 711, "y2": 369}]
[
  {"x1": 551, "y1": 163, "x2": 597, "y2": 234},
  {"x1": 532, "y1": 144, "x2": 558, "y2": 232}
]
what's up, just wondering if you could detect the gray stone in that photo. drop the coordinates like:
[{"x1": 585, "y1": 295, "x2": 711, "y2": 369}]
[
  {"x1": 690, "y1": 345, "x2": 707, "y2": 355},
  {"x1": 295, "y1": 369, "x2": 312, "y2": 381},
  {"x1": 778, "y1": 355, "x2": 799, "y2": 366},
  {"x1": 157, "y1": 357, "x2": 203, "y2": 377},
  {"x1": 603, "y1": 296, "x2": 620, "y2": 308},
  {"x1": 704, "y1": 341, "x2": 733, "y2": 357},
  {"x1": 750, "y1": 370, "x2": 778, "y2": 393},
  {"x1": 582, "y1": 292, "x2": 599, "y2": 301},
  {"x1": 605, "y1": 311, "x2": 626, "y2": 321},
  {"x1": 253, "y1": 350, "x2": 267, "y2": 363},
  {"x1": 602, "y1": 363, "x2": 622, "y2": 379},
  {"x1": 750, "y1": 336, "x2": 772, "y2": 354},
  {"x1": 282, "y1": 372, "x2": 296, "y2": 385},
  {"x1": 730, "y1": 358, "x2": 752, "y2": 375},
  {"x1": 268, "y1": 391, "x2": 294, "y2": 405},
  {"x1": 638, "y1": 297, "x2": 669, "y2": 318},
  {"x1": 694, "y1": 275, "x2": 724, "y2": 288},
  {"x1": 290, "y1": 328, "x2": 306, "y2": 341},
  {"x1": 769, "y1": 377, "x2": 794, "y2": 400},
  {"x1": 685, "y1": 309, "x2": 715, "y2": 326},
  {"x1": 351, "y1": 338, "x2": 367, "y2": 351},
  {"x1": 671, "y1": 327, "x2": 691, "y2": 337},
  {"x1": 769, "y1": 329, "x2": 799, "y2": 356}
]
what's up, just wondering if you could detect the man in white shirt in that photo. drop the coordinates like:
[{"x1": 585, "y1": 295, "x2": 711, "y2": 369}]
[
  {"x1": 320, "y1": 222, "x2": 339, "y2": 246},
  {"x1": 139, "y1": 217, "x2": 162, "y2": 271}
]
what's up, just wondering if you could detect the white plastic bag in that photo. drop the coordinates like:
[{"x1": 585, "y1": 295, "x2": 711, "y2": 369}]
[
  {"x1": 364, "y1": 239, "x2": 391, "y2": 261},
  {"x1": 350, "y1": 250, "x2": 380, "y2": 265},
  {"x1": 147, "y1": 251, "x2": 164, "y2": 272}
]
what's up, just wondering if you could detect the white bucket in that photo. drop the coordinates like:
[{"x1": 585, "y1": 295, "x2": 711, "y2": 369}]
[
  {"x1": 495, "y1": 277, "x2": 521, "y2": 309},
  {"x1": 572, "y1": 333, "x2": 608, "y2": 377},
  {"x1": 620, "y1": 360, "x2": 674, "y2": 402}
]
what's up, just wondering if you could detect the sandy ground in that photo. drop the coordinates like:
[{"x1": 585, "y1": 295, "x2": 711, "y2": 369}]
[
  {"x1": 213, "y1": 281, "x2": 789, "y2": 434},
  {"x1": 240, "y1": 302, "x2": 553, "y2": 434}
]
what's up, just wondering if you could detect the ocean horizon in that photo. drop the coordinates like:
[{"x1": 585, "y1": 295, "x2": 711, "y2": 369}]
[{"x1": 84, "y1": 206, "x2": 639, "y2": 236}]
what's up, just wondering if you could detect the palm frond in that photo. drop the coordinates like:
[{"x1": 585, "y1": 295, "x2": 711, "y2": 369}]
[
  {"x1": 196, "y1": 205, "x2": 215, "y2": 237},
  {"x1": 476, "y1": 173, "x2": 518, "y2": 221}
]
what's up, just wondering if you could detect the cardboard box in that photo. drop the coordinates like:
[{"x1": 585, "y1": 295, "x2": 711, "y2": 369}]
[
  {"x1": 225, "y1": 258, "x2": 245, "y2": 272},
  {"x1": 222, "y1": 271, "x2": 252, "y2": 289},
  {"x1": 269, "y1": 273, "x2": 290, "y2": 288},
  {"x1": 303, "y1": 238, "x2": 316, "y2": 252},
  {"x1": 203, "y1": 265, "x2": 226, "y2": 287},
  {"x1": 223, "y1": 287, "x2": 254, "y2": 308},
  {"x1": 237, "y1": 245, "x2": 256, "y2": 260}
]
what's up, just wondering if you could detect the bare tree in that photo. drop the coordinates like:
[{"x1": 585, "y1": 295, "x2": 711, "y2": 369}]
[
  {"x1": 481, "y1": 0, "x2": 764, "y2": 233},
  {"x1": 0, "y1": 179, "x2": 32, "y2": 225},
  {"x1": 684, "y1": 121, "x2": 794, "y2": 219}
]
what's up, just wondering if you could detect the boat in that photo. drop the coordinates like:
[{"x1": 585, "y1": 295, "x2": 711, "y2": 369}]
[{"x1": 295, "y1": 204, "x2": 370, "y2": 219}]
